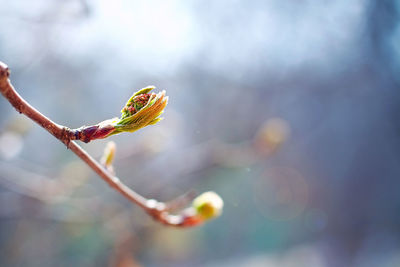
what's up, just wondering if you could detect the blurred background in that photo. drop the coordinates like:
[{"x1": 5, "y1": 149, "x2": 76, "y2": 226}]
[{"x1": 0, "y1": 0, "x2": 400, "y2": 266}]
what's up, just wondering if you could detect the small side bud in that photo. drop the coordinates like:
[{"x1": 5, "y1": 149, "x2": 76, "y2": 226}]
[
  {"x1": 192, "y1": 191, "x2": 223, "y2": 220},
  {"x1": 101, "y1": 141, "x2": 116, "y2": 172}
]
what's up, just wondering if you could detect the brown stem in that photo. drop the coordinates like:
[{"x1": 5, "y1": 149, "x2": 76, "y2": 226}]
[
  {"x1": 0, "y1": 62, "x2": 69, "y2": 143},
  {"x1": 0, "y1": 61, "x2": 197, "y2": 227}
]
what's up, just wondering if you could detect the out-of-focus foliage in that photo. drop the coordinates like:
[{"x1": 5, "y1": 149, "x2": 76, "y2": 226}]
[{"x1": 0, "y1": 0, "x2": 399, "y2": 266}]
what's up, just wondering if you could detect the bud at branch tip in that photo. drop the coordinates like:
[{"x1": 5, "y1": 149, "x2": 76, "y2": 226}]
[
  {"x1": 192, "y1": 191, "x2": 224, "y2": 220},
  {"x1": 73, "y1": 86, "x2": 168, "y2": 142}
]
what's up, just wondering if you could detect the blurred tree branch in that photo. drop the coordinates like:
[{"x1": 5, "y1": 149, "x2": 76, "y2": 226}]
[{"x1": 0, "y1": 61, "x2": 222, "y2": 227}]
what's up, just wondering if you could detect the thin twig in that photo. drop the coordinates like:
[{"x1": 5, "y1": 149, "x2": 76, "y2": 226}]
[{"x1": 0, "y1": 61, "x2": 197, "y2": 227}]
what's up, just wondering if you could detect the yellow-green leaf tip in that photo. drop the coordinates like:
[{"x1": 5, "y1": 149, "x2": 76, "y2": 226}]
[{"x1": 101, "y1": 141, "x2": 116, "y2": 167}]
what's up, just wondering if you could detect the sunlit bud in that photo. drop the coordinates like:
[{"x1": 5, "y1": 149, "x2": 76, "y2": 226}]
[
  {"x1": 192, "y1": 191, "x2": 223, "y2": 220},
  {"x1": 111, "y1": 86, "x2": 168, "y2": 135},
  {"x1": 72, "y1": 86, "x2": 168, "y2": 142}
]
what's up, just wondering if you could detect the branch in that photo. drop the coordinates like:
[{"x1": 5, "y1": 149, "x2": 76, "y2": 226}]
[{"x1": 0, "y1": 61, "x2": 222, "y2": 227}]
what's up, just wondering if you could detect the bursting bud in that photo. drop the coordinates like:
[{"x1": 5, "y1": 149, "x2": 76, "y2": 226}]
[
  {"x1": 74, "y1": 86, "x2": 168, "y2": 142},
  {"x1": 192, "y1": 191, "x2": 223, "y2": 220},
  {"x1": 110, "y1": 86, "x2": 168, "y2": 136}
]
